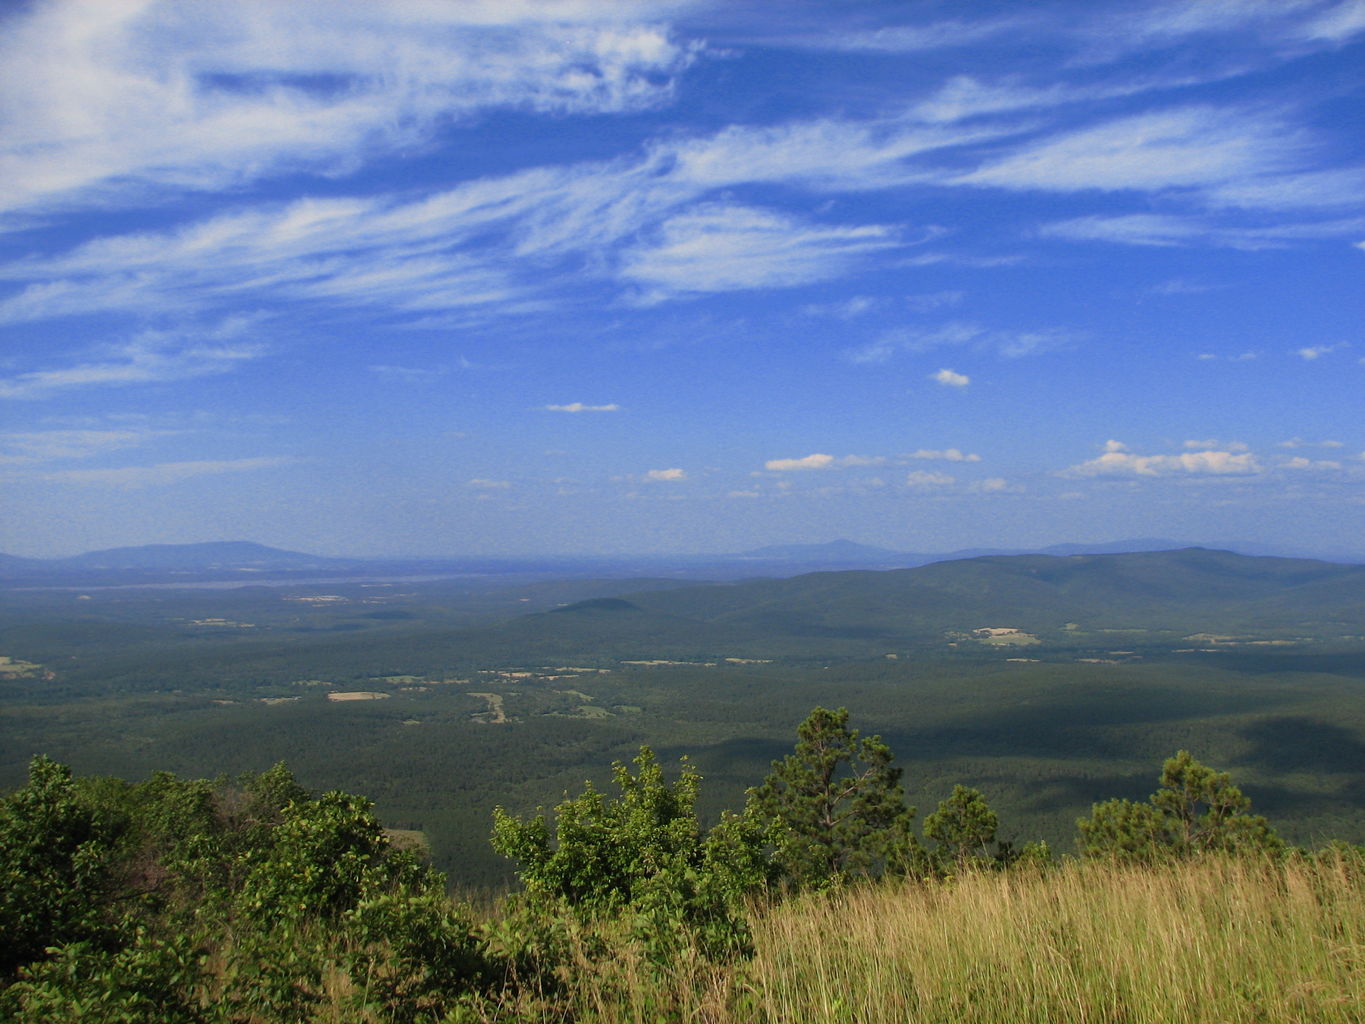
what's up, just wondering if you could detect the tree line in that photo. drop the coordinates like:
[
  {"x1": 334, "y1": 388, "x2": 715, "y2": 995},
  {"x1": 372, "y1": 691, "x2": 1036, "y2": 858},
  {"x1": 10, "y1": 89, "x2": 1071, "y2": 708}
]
[{"x1": 0, "y1": 706, "x2": 1301, "y2": 1022}]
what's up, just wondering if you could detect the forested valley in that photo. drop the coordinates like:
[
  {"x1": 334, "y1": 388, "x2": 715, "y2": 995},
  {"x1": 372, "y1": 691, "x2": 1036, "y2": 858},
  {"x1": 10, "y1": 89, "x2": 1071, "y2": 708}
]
[{"x1": 2, "y1": 547, "x2": 1364, "y2": 1020}]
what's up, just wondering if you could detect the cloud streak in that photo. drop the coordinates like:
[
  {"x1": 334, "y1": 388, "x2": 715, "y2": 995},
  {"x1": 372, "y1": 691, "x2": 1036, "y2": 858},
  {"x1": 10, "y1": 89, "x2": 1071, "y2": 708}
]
[
  {"x1": 0, "y1": 0, "x2": 696, "y2": 218},
  {"x1": 0, "y1": 318, "x2": 265, "y2": 399},
  {"x1": 44, "y1": 456, "x2": 294, "y2": 488}
]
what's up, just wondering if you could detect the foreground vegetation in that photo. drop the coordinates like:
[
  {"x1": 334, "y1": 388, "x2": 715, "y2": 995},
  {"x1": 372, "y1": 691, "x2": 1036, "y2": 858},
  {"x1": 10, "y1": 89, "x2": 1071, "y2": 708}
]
[{"x1": 3, "y1": 708, "x2": 1361, "y2": 1023}]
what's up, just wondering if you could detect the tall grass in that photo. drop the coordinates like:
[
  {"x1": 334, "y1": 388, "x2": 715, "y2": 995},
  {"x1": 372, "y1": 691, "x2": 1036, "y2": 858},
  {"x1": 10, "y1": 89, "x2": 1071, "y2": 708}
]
[
  {"x1": 493, "y1": 852, "x2": 1364, "y2": 1023},
  {"x1": 742, "y1": 853, "x2": 1364, "y2": 1024}
]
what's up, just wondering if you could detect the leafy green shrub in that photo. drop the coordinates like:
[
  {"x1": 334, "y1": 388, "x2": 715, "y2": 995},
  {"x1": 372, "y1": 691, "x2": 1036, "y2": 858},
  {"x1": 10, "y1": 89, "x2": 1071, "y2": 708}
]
[
  {"x1": 492, "y1": 747, "x2": 767, "y2": 965},
  {"x1": 0, "y1": 756, "x2": 125, "y2": 975}
]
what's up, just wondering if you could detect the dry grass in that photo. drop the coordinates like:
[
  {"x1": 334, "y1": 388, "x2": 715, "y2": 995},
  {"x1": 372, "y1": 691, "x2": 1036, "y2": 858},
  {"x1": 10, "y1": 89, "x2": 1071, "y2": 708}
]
[
  {"x1": 482, "y1": 852, "x2": 1364, "y2": 1024},
  {"x1": 740, "y1": 853, "x2": 1364, "y2": 1024}
]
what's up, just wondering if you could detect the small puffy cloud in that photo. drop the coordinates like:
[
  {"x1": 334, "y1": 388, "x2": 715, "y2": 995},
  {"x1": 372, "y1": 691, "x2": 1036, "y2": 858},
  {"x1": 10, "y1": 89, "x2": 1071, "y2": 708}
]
[
  {"x1": 1065, "y1": 442, "x2": 1262, "y2": 478},
  {"x1": 467, "y1": 478, "x2": 511, "y2": 489},
  {"x1": 907, "y1": 448, "x2": 981, "y2": 462},
  {"x1": 931, "y1": 368, "x2": 970, "y2": 388},
  {"x1": 765, "y1": 453, "x2": 835, "y2": 471},
  {"x1": 545, "y1": 402, "x2": 620, "y2": 412},
  {"x1": 1296, "y1": 343, "x2": 1347, "y2": 360},
  {"x1": 905, "y1": 470, "x2": 955, "y2": 487},
  {"x1": 728, "y1": 489, "x2": 761, "y2": 499},
  {"x1": 764, "y1": 453, "x2": 888, "y2": 472},
  {"x1": 1283, "y1": 456, "x2": 1342, "y2": 471},
  {"x1": 645, "y1": 468, "x2": 685, "y2": 481},
  {"x1": 969, "y1": 477, "x2": 1013, "y2": 493}
]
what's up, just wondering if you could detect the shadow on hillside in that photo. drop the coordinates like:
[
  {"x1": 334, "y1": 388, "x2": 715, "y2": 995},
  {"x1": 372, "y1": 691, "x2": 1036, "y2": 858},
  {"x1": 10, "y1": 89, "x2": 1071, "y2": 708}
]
[
  {"x1": 1238, "y1": 716, "x2": 1365, "y2": 775},
  {"x1": 878, "y1": 684, "x2": 1291, "y2": 763}
]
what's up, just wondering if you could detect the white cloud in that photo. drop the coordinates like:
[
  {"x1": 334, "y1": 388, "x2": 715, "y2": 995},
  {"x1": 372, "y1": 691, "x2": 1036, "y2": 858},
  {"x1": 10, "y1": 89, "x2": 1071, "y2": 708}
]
[
  {"x1": 467, "y1": 478, "x2": 511, "y2": 489},
  {"x1": 851, "y1": 321, "x2": 1074, "y2": 364},
  {"x1": 907, "y1": 448, "x2": 981, "y2": 462},
  {"x1": 0, "y1": 317, "x2": 264, "y2": 399},
  {"x1": 0, "y1": 0, "x2": 696, "y2": 218},
  {"x1": 1283, "y1": 456, "x2": 1343, "y2": 471},
  {"x1": 645, "y1": 467, "x2": 685, "y2": 481},
  {"x1": 1296, "y1": 343, "x2": 1347, "y2": 360},
  {"x1": 44, "y1": 456, "x2": 293, "y2": 488},
  {"x1": 765, "y1": 453, "x2": 835, "y2": 472},
  {"x1": 1299, "y1": 0, "x2": 1365, "y2": 41},
  {"x1": 905, "y1": 470, "x2": 955, "y2": 487},
  {"x1": 1203, "y1": 168, "x2": 1365, "y2": 211},
  {"x1": 959, "y1": 106, "x2": 1297, "y2": 192},
  {"x1": 0, "y1": 428, "x2": 157, "y2": 465},
  {"x1": 618, "y1": 203, "x2": 899, "y2": 303},
  {"x1": 762, "y1": 453, "x2": 891, "y2": 472},
  {"x1": 931, "y1": 368, "x2": 970, "y2": 388},
  {"x1": 1065, "y1": 442, "x2": 1262, "y2": 477},
  {"x1": 1041, "y1": 212, "x2": 1365, "y2": 249},
  {"x1": 969, "y1": 477, "x2": 1012, "y2": 493},
  {"x1": 545, "y1": 402, "x2": 620, "y2": 413}
]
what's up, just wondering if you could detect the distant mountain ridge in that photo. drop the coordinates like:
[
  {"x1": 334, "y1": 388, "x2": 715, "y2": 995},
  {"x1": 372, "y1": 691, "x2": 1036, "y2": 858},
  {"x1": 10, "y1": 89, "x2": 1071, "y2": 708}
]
[
  {"x1": 2, "y1": 537, "x2": 1361, "y2": 587},
  {"x1": 538, "y1": 548, "x2": 1365, "y2": 647},
  {"x1": 54, "y1": 541, "x2": 350, "y2": 571}
]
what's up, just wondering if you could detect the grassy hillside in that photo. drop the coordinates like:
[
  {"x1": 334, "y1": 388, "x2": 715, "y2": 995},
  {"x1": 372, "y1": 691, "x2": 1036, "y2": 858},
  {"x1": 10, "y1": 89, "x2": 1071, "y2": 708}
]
[{"x1": 532, "y1": 853, "x2": 1365, "y2": 1024}]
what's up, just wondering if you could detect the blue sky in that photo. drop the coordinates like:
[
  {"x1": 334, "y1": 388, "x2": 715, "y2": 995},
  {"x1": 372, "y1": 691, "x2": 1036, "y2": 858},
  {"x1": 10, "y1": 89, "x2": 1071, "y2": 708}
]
[{"x1": 2, "y1": 0, "x2": 1363, "y2": 558}]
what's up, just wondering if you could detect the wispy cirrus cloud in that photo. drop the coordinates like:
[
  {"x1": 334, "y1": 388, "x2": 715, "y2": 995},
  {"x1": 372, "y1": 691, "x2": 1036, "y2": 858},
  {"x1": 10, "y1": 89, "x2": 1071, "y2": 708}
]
[
  {"x1": 850, "y1": 321, "x2": 1076, "y2": 364},
  {"x1": 0, "y1": 428, "x2": 159, "y2": 465},
  {"x1": 1040, "y1": 212, "x2": 1365, "y2": 249},
  {"x1": 0, "y1": 0, "x2": 697, "y2": 219},
  {"x1": 619, "y1": 203, "x2": 900, "y2": 303},
  {"x1": 959, "y1": 106, "x2": 1303, "y2": 193},
  {"x1": 0, "y1": 317, "x2": 265, "y2": 399}
]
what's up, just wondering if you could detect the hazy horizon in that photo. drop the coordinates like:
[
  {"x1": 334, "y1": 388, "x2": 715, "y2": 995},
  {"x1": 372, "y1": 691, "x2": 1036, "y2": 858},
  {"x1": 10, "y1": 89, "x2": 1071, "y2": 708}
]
[{"x1": 3, "y1": 1, "x2": 1362, "y2": 559}]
